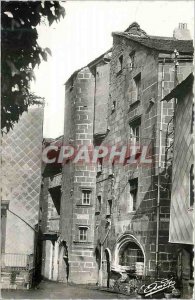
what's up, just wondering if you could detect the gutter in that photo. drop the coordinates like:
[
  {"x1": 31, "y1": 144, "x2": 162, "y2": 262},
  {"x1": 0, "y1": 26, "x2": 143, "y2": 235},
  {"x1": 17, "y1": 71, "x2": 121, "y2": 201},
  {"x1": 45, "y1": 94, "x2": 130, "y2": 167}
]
[{"x1": 156, "y1": 58, "x2": 165, "y2": 277}]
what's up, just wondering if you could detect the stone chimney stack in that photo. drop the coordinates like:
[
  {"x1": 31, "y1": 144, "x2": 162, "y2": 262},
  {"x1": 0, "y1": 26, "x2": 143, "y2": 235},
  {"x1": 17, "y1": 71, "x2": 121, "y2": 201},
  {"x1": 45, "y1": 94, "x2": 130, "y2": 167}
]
[{"x1": 173, "y1": 23, "x2": 191, "y2": 40}]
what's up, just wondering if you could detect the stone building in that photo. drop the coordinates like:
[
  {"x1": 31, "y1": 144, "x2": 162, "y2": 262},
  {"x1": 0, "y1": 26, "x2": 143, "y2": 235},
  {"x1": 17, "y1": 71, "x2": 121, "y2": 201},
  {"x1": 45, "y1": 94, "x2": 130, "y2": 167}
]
[
  {"x1": 93, "y1": 22, "x2": 193, "y2": 286},
  {"x1": 1, "y1": 105, "x2": 44, "y2": 289},
  {"x1": 162, "y1": 73, "x2": 194, "y2": 298},
  {"x1": 37, "y1": 136, "x2": 63, "y2": 282},
  {"x1": 58, "y1": 22, "x2": 193, "y2": 285},
  {"x1": 60, "y1": 49, "x2": 112, "y2": 284}
]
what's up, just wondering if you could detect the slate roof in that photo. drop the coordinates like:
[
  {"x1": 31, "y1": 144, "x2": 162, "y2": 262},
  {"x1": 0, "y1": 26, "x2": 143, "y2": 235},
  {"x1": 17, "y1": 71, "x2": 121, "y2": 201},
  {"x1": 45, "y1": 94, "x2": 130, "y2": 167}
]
[
  {"x1": 113, "y1": 31, "x2": 194, "y2": 54},
  {"x1": 162, "y1": 73, "x2": 194, "y2": 102}
]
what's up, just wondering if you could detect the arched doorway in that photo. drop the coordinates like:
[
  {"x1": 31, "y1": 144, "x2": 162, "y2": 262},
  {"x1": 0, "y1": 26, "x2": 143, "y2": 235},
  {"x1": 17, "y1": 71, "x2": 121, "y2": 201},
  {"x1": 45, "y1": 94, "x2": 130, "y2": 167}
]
[
  {"x1": 105, "y1": 248, "x2": 111, "y2": 288},
  {"x1": 114, "y1": 234, "x2": 145, "y2": 276},
  {"x1": 95, "y1": 247, "x2": 101, "y2": 284},
  {"x1": 58, "y1": 241, "x2": 69, "y2": 282}
]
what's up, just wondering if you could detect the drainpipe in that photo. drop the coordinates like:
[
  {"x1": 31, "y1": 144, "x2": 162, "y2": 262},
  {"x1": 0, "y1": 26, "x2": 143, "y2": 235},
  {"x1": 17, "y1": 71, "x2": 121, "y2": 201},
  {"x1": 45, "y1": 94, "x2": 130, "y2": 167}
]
[
  {"x1": 156, "y1": 58, "x2": 165, "y2": 278},
  {"x1": 99, "y1": 221, "x2": 111, "y2": 286}
]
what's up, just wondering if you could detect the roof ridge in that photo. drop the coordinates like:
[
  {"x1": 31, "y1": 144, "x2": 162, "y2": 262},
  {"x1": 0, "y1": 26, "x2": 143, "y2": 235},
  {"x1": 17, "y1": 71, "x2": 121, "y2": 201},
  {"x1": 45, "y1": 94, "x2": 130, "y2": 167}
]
[{"x1": 112, "y1": 32, "x2": 193, "y2": 53}]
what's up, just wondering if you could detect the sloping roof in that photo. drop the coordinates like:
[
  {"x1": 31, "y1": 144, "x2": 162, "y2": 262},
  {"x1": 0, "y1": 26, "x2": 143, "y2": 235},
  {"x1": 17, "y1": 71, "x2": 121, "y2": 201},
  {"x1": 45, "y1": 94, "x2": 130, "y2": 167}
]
[
  {"x1": 162, "y1": 73, "x2": 194, "y2": 102},
  {"x1": 65, "y1": 48, "x2": 112, "y2": 85},
  {"x1": 113, "y1": 21, "x2": 193, "y2": 54},
  {"x1": 113, "y1": 31, "x2": 194, "y2": 54},
  {"x1": 65, "y1": 22, "x2": 193, "y2": 85}
]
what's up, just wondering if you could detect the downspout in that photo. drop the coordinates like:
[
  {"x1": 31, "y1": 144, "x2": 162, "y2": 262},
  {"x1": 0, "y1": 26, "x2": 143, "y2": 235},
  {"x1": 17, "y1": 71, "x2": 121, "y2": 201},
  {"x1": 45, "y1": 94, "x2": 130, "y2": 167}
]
[{"x1": 156, "y1": 58, "x2": 165, "y2": 278}]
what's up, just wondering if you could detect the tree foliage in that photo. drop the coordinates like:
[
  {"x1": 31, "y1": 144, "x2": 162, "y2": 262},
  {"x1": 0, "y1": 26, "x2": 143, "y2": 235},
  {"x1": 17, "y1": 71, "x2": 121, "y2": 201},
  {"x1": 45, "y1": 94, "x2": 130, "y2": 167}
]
[{"x1": 1, "y1": 1, "x2": 65, "y2": 133}]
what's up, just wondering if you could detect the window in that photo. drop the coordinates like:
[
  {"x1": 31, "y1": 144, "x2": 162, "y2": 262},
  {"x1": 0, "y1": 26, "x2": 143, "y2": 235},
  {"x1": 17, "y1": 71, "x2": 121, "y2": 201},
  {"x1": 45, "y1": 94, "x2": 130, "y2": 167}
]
[
  {"x1": 97, "y1": 158, "x2": 103, "y2": 174},
  {"x1": 130, "y1": 118, "x2": 141, "y2": 145},
  {"x1": 190, "y1": 164, "x2": 194, "y2": 207},
  {"x1": 191, "y1": 103, "x2": 194, "y2": 134},
  {"x1": 119, "y1": 242, "x2": 144, "y2": 267},
  {"x1": 108, "y1": 161, "x2": 115, "y2": 177},
  {"x1": 129, "y1": 178, "x2": 138, "y2": 212},
  {"x1": 82, "y1": 189, "x2": 91, "y2": 205},
  {"x1": 111, "y1": 100, "x2": 116, "y2": 112},
  {"x1": 117, "y1": 55, "x2": 123, "y2": 74},
  {"x1": 128, "y1": 51, "x2": 135, "y2": 70},
  {"x1": 106, "y1": 199, "x2": 112, "y2": 216},
  {"x1": 134, "y1": 73, "x2": 141, "y2": 101},
  {"x1": 79, "y1": 227, "x2": 88, "y2": 241},
  {"x1": 97, "y1": 195, "x2": 102, "y2": 212}
]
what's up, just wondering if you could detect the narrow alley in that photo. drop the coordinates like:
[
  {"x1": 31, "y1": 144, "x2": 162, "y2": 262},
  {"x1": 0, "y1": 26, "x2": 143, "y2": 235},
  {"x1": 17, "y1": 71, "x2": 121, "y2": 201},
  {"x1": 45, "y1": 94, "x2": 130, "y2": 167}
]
[{"x1": 2, "y1": 280, "x2": 132, "y2": 299}]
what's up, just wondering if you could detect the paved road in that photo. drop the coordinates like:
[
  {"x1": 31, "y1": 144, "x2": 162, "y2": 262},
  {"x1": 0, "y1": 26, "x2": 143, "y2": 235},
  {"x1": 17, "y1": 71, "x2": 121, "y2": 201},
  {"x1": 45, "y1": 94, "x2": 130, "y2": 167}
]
[{"x1": 1, "y1": 280, "x2": 133, "y2": 299}]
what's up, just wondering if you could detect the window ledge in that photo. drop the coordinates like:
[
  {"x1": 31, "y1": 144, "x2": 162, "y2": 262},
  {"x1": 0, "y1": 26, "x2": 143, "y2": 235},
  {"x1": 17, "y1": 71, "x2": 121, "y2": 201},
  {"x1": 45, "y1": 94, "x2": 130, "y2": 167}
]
[
  {"x1": 76, "y1": 204, "x2": 93, "y2": 207},
  {"x1": 73, "y1": 241, "x2": 93, "y2": 248},
  {"x1": 73, "y1": 241, "x2": 92, "y2": 244},
  {"x1": 106, "y1": 214, "x2": 111, "y2": 218},
  {"x1": 129, "y1": 99, "x2": 141, "y2": 108},
  {"x1": 127, "y1": 211, "x2": 136, "y2": 215}
]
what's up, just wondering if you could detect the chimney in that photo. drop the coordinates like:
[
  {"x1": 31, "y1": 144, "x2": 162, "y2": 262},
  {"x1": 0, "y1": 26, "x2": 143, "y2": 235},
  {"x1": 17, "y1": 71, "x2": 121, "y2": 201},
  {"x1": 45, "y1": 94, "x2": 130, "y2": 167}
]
[{"x1": 173, "y1": 23, "x2": 191, "y2": 40}]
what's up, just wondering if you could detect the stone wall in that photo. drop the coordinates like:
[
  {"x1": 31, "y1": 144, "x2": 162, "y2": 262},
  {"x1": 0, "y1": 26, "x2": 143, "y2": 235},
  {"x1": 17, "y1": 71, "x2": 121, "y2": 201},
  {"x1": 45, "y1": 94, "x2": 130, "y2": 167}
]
[
  {"x1": 94, "y1": 34, "x2": 193, "y2": 281},
  {"x1": 61, "y1": 67, "x2": 97, "y2": 283}
]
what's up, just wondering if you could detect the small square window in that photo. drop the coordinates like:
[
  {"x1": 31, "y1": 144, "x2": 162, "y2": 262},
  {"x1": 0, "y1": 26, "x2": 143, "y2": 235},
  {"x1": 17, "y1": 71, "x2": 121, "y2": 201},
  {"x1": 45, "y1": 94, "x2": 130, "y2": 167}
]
[
  {"x1": 82, "y1": 189, "x2": 91, "y2": 205},
  {"x1": 79, "y1": 227, "x2": 88, "y2": 241}
]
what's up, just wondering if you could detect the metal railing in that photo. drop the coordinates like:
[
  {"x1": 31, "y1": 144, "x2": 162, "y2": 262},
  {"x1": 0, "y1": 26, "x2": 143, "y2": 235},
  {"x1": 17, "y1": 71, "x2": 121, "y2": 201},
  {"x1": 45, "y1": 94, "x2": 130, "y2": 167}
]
[{"x1": 1, "y1": 253, "x2": 34, "y2": 270}]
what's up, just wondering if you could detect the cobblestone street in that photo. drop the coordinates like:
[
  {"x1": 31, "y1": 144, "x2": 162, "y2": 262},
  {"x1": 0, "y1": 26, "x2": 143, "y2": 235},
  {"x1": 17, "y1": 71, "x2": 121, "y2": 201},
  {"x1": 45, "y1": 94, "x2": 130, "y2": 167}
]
[{"x1": 1, "y1": 280, "x2": 133, "y2": 299}]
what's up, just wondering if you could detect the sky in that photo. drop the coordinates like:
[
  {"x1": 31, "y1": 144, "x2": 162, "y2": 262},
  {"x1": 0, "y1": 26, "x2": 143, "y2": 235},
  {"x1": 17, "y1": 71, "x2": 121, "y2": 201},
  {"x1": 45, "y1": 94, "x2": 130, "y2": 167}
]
[{"x1": 31, "y1": 0, "x2": 194, "y2": 138}]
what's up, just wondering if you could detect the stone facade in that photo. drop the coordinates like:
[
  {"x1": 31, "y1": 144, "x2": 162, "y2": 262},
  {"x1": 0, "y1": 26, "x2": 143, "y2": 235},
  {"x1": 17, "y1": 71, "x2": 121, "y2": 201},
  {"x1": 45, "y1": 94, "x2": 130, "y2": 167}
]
[{"x1": 61, "y1": 22, "x2": 193, "y2": 285}]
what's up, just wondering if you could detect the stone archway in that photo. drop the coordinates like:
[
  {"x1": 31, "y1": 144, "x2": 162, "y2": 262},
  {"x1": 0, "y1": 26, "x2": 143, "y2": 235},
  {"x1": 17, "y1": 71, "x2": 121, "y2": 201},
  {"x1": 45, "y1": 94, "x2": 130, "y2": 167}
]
[{"x1": 113, "y1": 233, "x2": 145, "y2": 276}]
